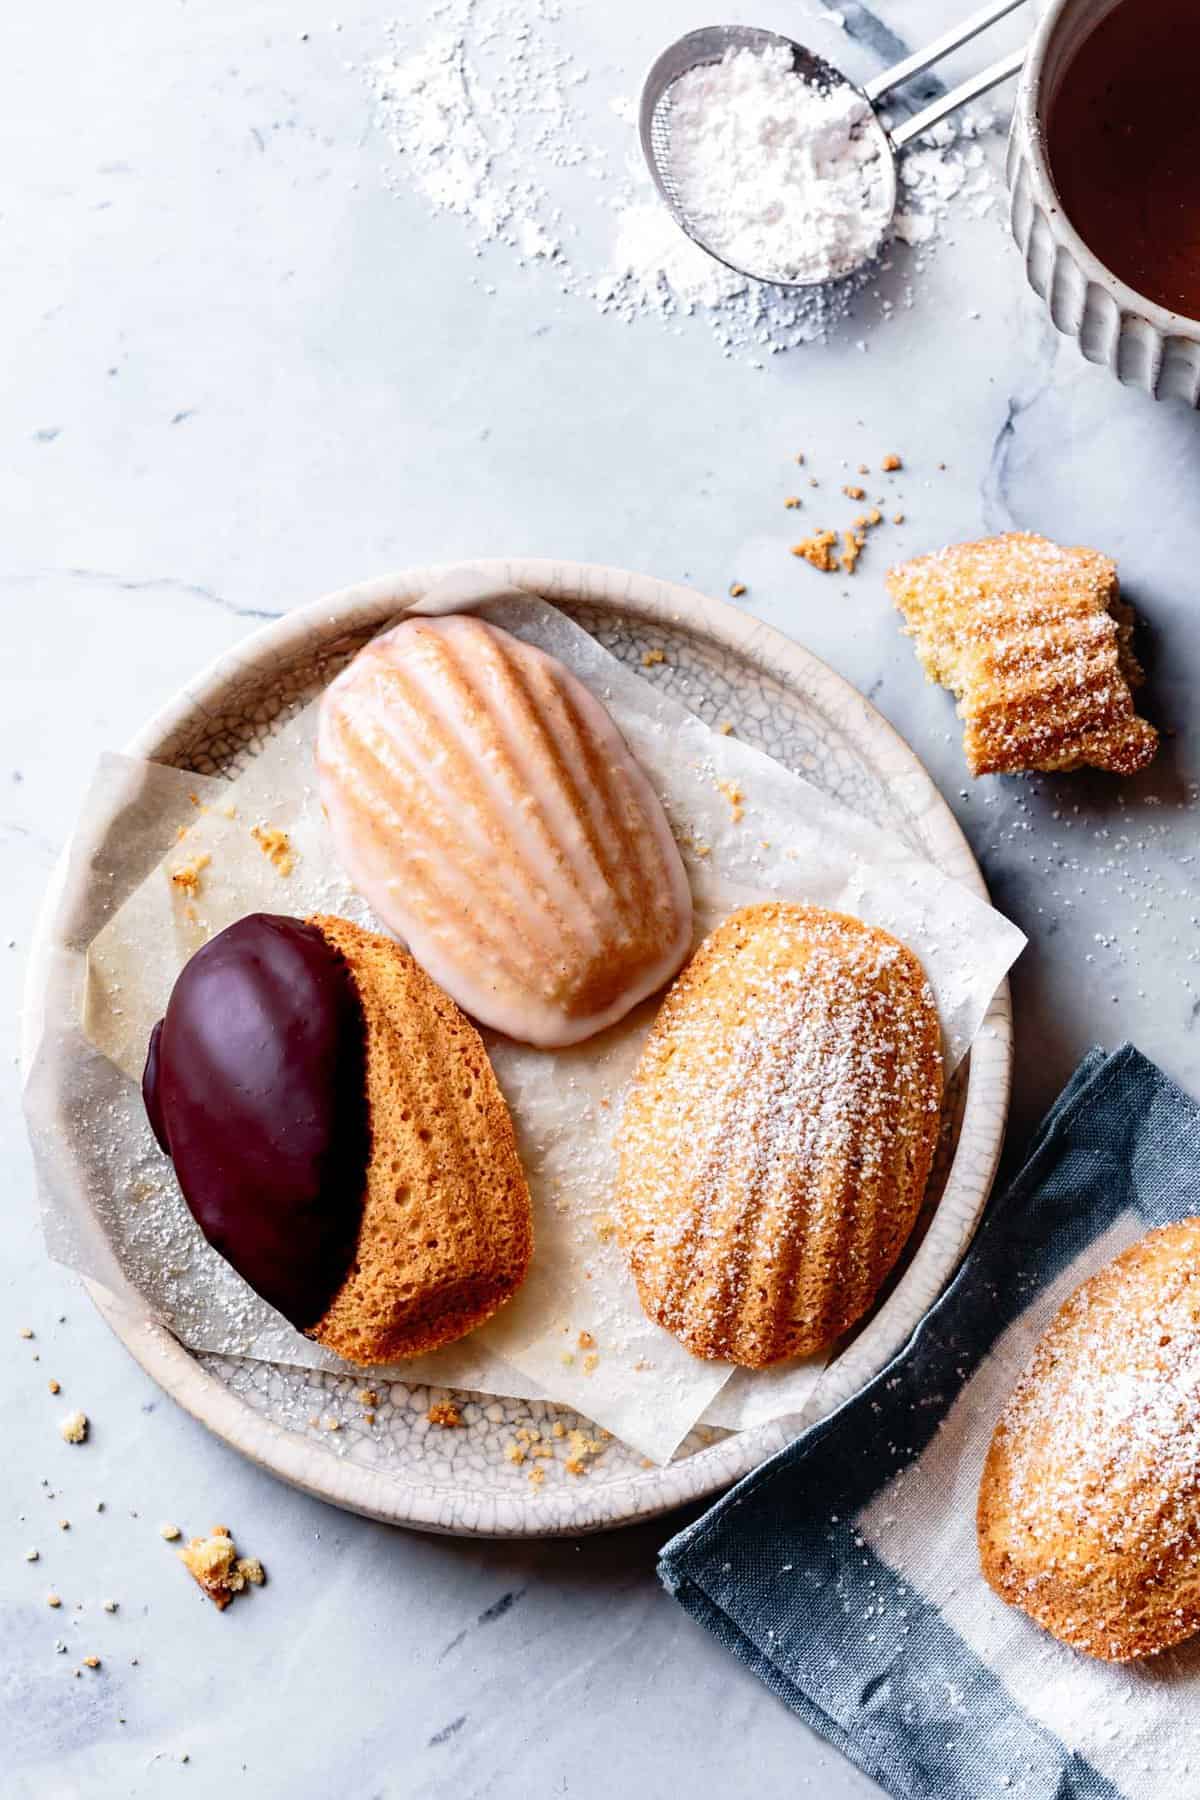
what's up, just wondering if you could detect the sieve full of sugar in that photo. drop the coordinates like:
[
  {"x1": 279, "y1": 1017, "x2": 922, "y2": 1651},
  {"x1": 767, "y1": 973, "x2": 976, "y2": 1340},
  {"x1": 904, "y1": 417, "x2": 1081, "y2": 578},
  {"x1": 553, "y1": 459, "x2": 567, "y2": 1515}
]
[{"x1": 641, "y1": 7, "x2": 1028, "y2": 287}]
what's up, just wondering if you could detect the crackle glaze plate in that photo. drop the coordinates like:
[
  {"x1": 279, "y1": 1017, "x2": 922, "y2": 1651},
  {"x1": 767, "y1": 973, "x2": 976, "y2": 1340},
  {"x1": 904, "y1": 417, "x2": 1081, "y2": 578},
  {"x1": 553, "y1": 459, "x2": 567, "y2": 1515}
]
[{"x1": 27, "y1": 560, "x2": 1012, "y2": 1537}]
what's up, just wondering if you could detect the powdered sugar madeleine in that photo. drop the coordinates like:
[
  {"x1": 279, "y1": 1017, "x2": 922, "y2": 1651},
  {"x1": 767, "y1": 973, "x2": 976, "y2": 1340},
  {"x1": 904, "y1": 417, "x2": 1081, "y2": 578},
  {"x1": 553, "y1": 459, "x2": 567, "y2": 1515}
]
[
  {"x1": 979, "y1": 1219, "x2": 1200, "y2": 1662},
  {"x1": 317, "y1": 614, "x2": 692, "y2": 1048},
  {"x1": 616, "y1": 903, "x2": 943, "y2": 1367}
]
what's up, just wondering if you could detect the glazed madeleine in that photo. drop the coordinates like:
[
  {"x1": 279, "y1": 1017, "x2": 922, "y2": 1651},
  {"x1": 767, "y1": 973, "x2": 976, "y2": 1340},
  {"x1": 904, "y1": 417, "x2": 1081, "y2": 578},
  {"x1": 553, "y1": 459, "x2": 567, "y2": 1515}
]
[
  {"x1": 979, "y1": 1218, "x2": 1200, "y2": 1662},
  {"x1": 616, "y1": 903, "x2": 942, "y2": 1367},
  {"x1": 316, "y1": 614, "x2": 693, "y2": 1048}
]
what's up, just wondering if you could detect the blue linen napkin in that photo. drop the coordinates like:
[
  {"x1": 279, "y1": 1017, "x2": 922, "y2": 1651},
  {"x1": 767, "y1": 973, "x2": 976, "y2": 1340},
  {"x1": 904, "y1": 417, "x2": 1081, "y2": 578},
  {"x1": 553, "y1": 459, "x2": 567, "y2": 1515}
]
[{"x1": 659, "y1": 1046, "x2": 1200, "y2": 1800}]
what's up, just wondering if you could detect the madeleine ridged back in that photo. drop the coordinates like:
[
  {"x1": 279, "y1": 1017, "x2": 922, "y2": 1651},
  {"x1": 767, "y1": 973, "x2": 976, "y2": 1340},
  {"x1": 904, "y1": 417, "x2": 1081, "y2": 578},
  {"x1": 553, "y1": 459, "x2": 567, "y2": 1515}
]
[
  {"x1": 309, "y1": 913, "x2": 532, "y2": 1365},
  {"x1": 316, "y1": 615, "x2": 692, "y2": 1047},
  {"x1": 978, "y1": 1218, "x2": 1200, "y2": 1662},
  {"x1": 617, "y1": 903, "x2": 942, "y2": 1368},
  {"x1": 887, "y1": 532, "x2": 1157, "y2": 776}
]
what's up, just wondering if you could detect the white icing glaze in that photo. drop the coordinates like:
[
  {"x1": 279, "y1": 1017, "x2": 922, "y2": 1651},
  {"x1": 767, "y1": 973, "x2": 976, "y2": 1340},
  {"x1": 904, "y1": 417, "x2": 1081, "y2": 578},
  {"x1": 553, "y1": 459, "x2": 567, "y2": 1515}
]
[{"x1": 316, "y1": 615, "x2": 693, "y2": 1046}]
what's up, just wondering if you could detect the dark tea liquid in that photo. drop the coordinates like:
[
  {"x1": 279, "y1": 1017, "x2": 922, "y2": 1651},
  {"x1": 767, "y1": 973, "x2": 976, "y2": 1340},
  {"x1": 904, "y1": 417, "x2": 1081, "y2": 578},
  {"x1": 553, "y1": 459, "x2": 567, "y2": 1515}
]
[{"x1": 1047, "y1": 0, "x2": 1200, "y2": 319}]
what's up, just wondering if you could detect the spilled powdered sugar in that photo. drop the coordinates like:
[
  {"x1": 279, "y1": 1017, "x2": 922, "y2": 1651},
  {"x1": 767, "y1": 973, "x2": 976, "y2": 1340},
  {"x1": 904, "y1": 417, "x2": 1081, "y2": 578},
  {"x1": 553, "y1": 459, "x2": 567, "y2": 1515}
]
[{"x1": 361, "y1": 0, "x2": 1004, "y2": 362}]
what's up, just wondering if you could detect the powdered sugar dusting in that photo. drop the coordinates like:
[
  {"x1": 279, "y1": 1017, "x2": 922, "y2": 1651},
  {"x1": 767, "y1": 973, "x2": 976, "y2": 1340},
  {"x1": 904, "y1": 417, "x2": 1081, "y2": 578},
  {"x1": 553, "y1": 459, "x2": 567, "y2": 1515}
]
[{"x1": 361, "y1": 1, "x2": 1004, "y2": 362}]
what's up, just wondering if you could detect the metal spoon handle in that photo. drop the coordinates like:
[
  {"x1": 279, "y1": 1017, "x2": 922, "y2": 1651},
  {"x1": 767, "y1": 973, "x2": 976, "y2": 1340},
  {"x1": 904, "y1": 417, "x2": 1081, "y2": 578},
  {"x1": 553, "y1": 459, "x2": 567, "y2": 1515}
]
[
  {"x1": 863, "y1": 0, "x2": 1025, "y2": 104},
  {"x1": 887, "y1": 44, "x2": 1026, "y2": 150}
]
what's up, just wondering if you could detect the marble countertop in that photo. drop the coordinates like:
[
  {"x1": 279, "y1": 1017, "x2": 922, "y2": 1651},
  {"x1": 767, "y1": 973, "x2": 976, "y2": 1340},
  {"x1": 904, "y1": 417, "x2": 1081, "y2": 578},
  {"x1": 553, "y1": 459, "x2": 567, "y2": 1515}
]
[{"x1": 5, "y1": 1, "x2": 1200, "y2": 1794}]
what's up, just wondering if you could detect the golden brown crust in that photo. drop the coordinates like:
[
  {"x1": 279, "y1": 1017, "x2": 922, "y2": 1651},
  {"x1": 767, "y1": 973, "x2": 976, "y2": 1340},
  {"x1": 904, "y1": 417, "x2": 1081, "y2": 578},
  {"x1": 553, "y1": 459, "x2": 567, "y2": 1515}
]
[
  {"x1": 615, "y1": 903, "x2": 942, "y2": 1368},
  {"x1": 887, "y1": 531, "x2": 1158, "y2": 777},
  {"x1": 978, "y1": 1218, "x2": 1200, "y2": 1662},
  {"x1": 307, "y1": 914, "x2": 533, "y2": 1364}
]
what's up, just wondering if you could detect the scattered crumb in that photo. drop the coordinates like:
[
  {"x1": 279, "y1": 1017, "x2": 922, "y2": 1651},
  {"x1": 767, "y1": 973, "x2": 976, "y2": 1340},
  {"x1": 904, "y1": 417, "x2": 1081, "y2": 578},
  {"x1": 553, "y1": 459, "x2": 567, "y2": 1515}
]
[
  {"x1": 882, "y1": 453, "x2": 903, "y2": 471},
  {"x1": 58, "y1": 1519, "x2": 70, "y2": 1531},
  {"x1": 841, "y1": 530, "x2": 865, "y2": 575},
  {"x1": 728, "y1": 582, "x2": 747, "y2": 598},
  {"x1": 250, "y1": 825, "x2": 294, "y2": 877},
  {"x1": 357, "y1": 1389, "x2": 378, "y2": 1408},
  {"x1": 221, "y1": 802, "x2": 238, "y2": 820},
  {"x1": 794, "y1": 451, "x2": 805, "y2": 464},
  {"x1": 582, "y1": 1353, "x2": 599, "y2": 1375},
  {"x1": 103, "y1": 1600, "x2": 117, "y2": 1613},
  {"x1": 169, "y1": 853, "x2": 210, "y2": 897},
  {"x1": 177, "y1": 1526, "x2": 265, "y2": 1611},
  {"x1": 48, "y1": 1380, "x2": 60, "y2": 1395},
  {"x1": 717, "y1": 721, "x2": 734, "y2": 736},
  {"x1": 715, "y1": 778, "x2": 745, "y2": 824},
  {"x1": 640, "y1": 647, "x2": 665, "y2": 668},
  {"x1": 503, "y1": 1441, "x2": 526, "y2": 1466},
  {"x1": 47, "y1": 1594, "x2": 61, "y2": 1608},
  {"x1": 19, "y1": 1327, "x2": 33, "y2": 1340},
  {"x1": 784, "y1": 495, "x2": 802, "y2": 509},
  {"x1": 791, "y1": 529, "x2": 838, "y2": 572},
  {"x1": 551, "y1": 1421, "x2": 566, "y2": 1440},
  {"x1": 82, "y1": 1656, "x2": 100, "y2": 1670},
  {"x1": 427, "y1": 1401, "x2": 464, "y2": 1429},
  {"x1": 24, "y1": 1549, "x2": 38, "y2": 1562},
  {"x1": 528, "y1": 1466, "x2": 546, "y2": 1490},
  {"x1": 59, "y1": 1411, "x2": 88, "y2": 1445},
  {"x1": 576, "y1": 1330, "x2": 595, "y2": 1350},
  {"x1": 893, "y1": 512, "x2": 905, "y2": 525},
  {"x1": 159, "y1": 1523, "x2": 181, "y2": 1542},
  {"x1": 323, "y1": 1416, "x2": 340, "y2": 1432},
  {"x1": 843, "y1": 484, "x2": 866, "y2": 501}
]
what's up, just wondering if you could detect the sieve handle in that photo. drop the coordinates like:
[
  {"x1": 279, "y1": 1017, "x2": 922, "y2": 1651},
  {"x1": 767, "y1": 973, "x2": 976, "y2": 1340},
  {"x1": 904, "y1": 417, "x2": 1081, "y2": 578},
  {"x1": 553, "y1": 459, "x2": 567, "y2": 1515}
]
[
  {"x1": 864, "y1": 0, "x2": 1026, "y2": 104},
  {"x1": 886, "y1": 44, "x2": 1027, "y2": 150}
]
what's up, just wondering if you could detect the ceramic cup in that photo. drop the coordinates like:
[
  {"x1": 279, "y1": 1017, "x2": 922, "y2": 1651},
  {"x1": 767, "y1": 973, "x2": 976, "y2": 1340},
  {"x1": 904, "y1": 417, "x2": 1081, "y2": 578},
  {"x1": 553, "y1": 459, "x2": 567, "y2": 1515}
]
[{"x1": 1007, "y1": 0, "x2": 1200, "y2": 407}]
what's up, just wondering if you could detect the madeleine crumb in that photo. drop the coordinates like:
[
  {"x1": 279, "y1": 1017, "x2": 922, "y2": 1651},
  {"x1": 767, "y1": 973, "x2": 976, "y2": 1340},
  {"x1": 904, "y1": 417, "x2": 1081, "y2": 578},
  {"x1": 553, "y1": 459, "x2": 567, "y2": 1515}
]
[
  {"x1": 59, "y1": 1411, "x2": 88, "y2": 1445},
  {"x1": 357, "y1": 1389, "x2": 378, "y2": 1408},
  {"x1": 19, "y1": 1327, "x2": 34, "y2": 1340},
  {"x1": 250, "y1": 824, "x2": 294, "y2": 877},
  {"x1": 159, "y1": 1523, "x2": 181, "y2": 1542},
  {"x1": 791, "y1": 530, "x2": 838, "y2": 572},
  {"x1": 783, "y1": 496, "x2": 802, "y2": 509},
  {"x1": 715, "y1": 778, "x2": 745, "y2": 824},
  {"x1": 503, "y1": 1441, "x2": 526, "y2": 1466},
  {"x1": 640, "y1": 648, "x2": 665, "y2": 668},
  {"x1": 169, "y1": 853, "x2": 210, "y2": 896},
  {"x1": 177, "y1": 1527, "x2": 264, "y2": 1610},
  {"x1": 893, "y1": 512, "x2": 905, "y2": 525},
  {"x1": 82, "y1": 1656, "x2": 100, "y2": 1670},
  {"x1": 582, "y1": 1353, "x2": 599, "y2": 1375},
  {"x1": 427, "y1": 1401, "x2": 464, "y2": 1429},
  {"x1": 103, "y1": 1600, "x2": 117, "y2": 1613},
  {"x1": 728, "y1": 582, "x2": 747, "y2": 598},
  {"x1": 528, "y1": 1466, "x2": 546, "y2": 1490},
  {"x1": 24, "y1": 1548, "x2": 39, "y2": 1562},
  {"x1": 48, "y1": 1380, "x2": 60, "y2": 1395},
  {"x1": 47, "y1": 1593, "x2": 61, "y2": 1608},
  {"x1": 717, "y1": 721, "x2": 734, "y2": 735},
  {"x1": 843, "y1": 484, "x2": 865, "y2": 501},
  {"x1": 576, "y1": 1330, "x2": 596, "y2": 1350},
  {"x1": 882, "y1": 453, "x2": 902, "y2": 471}
]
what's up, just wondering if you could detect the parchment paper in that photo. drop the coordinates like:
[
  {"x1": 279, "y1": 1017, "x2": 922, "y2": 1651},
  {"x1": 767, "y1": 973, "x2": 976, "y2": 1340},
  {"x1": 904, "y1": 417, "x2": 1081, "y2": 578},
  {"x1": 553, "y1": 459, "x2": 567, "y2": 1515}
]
[{"x1": 27, "y1": 597, "x2": 1025, "y2": 1463}]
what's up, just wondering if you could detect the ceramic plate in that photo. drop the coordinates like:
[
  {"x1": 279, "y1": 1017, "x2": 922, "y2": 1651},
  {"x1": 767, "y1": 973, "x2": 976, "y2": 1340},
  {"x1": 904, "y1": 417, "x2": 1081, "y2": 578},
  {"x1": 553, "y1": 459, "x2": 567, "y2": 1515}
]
[{"x1": 25, "y1": 560, "x2": 1012, "y2": 1536}]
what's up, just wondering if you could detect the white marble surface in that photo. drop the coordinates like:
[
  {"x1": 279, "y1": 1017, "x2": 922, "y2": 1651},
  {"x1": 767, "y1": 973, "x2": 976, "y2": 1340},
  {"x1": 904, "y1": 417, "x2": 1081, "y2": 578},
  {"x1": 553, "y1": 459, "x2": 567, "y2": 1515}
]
[{"x1": 5, "y1": 1, "x2": 1200, "y2": 1795}]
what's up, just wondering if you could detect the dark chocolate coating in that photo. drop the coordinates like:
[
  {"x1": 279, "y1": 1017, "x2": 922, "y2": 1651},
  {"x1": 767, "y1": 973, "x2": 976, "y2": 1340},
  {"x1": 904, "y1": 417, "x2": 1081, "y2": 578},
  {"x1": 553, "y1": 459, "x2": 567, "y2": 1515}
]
[{"x1": 142, "y1": 913, "x2": 367, "y2": 1330}]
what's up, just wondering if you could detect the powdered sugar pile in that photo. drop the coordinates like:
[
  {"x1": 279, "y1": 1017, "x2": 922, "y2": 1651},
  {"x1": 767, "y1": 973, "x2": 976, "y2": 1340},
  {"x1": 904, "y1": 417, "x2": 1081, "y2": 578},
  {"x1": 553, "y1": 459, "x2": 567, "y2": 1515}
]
[
  {"x1": 356, "y1": 2, "x2": 1003, "y2": 360},
  {"x1": 657, "y1": 46, "x2": 892, "y2": 284}
]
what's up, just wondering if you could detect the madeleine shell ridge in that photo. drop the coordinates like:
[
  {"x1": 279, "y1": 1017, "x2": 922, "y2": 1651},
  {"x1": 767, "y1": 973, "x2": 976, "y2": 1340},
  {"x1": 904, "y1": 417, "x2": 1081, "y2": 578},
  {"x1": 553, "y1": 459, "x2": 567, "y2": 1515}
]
[
  {"x1": 315, "y1": 613, "x2": 693, "y2": 1048},
  {"x1": 616, "y1": 902, "x2": 943, "y2": 1369},
  {"x1": 308, "y1": 913, "x2": 533, "y2": 1365},
  {"x1": 978, "y1": 1217, "x2": 1200, "y2": 1663}
]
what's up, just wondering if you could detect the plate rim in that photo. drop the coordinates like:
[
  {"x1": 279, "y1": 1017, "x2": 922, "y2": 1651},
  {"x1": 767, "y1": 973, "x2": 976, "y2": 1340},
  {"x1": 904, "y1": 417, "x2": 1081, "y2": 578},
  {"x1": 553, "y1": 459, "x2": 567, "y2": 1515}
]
[{"x1": 24, "y1": 558, "x2": 1012, "y2": 1537}]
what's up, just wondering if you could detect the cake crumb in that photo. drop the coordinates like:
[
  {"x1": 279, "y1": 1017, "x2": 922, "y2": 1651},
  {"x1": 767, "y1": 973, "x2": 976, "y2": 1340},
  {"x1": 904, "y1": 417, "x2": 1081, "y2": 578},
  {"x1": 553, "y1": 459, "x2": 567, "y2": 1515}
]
[
  {"x1": 503, "y1": 1440, "x2": 526, "y2": 1466},
  {"x1": 715, "y1": 778, "x2": 745, "y2": 824},
  {"x1": 843, "y1": 484, "x2": 866, "y2": 501},
  {"x1": 177, "y1": 1526, "x2": 264, "y2": 1610},
  {"x1": 59, "y1": 1411, "x2": 88, "y2": 1445},
  {"x1": 357, "y1": 1389, "x2": 378, "y2": 1408},
  {"x1": 48, "y1": 1380, "x2": 60, "y2": 1395},
  {"x1": 427, "y1": 1401, "x2": 464, "y2": 1428},
  {"x1": 551, "y1": 1421, "x2": 566, "y2": 1439},
  {"x1": 892, "y1": 512, "x2": 905, "y2": 525},
  {"x1": 169, "y1": 853, "x2": 210, "y2": 896},
  {"x1": 19, "y1": 1327, "x2": 34, "y2": 1339},
  {"x1": 159, "y1": 1523, "x2": 181, "y2": 1542},
  {"x1": 794, "y1": 451, "x2": 805, "y2": 464},
  {"x1": 728, "y1": 581, "x2": 747, "y2": 598},
  {"x1": 528, "y1": 1466, "x2": 546, "y2": 1490},
  {"x1": 82, "y1": 1656, "x2": 100, "y2": 1670},
  {"x1": 791, "y1": 529, "x2": 838, "y2": 573},
  {"x1": 718, "y1": 721, "x2": 734, "y2": 736},
  {"x1": 582, "y1": 1353, "x2": 599, "y2": 1375},
  {"x1": 641, "y1": 648, "x2": 665, "y2": 668},
  {"x1": 103, "y1": 1600, "x2": 117, "y2": 1613},
  {"x1": 784, "y1": 495, "x2": 802, "y2": 509},
  {"x1": 47, "y1": 1593, "x2": 61, "y2": 1608},
  {"x1": 882, "y1": 453, "x2": 903, "y2": 471},
  {"x1": 576, "y1": 1330, "x2": 596, "y2": 1350},
  {"x1": 24, "y1": 1548, "x2": 38, "y2": 1562},
  {"x1": 250, "y1": 825, "x2": 294, "y2": 877},
  {"x1": 841, "y1": 531, "x2": 865, "y2": 575}
]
